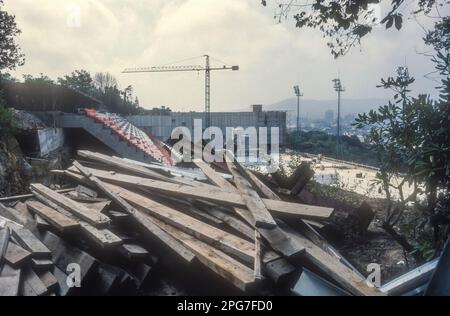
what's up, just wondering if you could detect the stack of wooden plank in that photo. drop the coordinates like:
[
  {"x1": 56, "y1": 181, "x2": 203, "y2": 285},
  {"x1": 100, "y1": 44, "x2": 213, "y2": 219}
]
[{"x1": 0, "y1": 150, "x2": 385, "y2": 296}]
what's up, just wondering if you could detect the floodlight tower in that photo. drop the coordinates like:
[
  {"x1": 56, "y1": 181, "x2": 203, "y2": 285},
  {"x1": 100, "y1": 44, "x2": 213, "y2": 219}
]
[
  {"x1": 332, "y1": 78, "x2": 345, "y2": 158},
  {"x1": 293, "y1": 85, "x2": 304, "y2": 133}
]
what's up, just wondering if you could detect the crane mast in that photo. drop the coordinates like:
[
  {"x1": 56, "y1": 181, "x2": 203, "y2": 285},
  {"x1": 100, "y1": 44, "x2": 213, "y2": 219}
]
[
  {"x1": 123, "y1": 55, "x2": 239, "y2": 129},
  {"x1": 205, "y1": 55, "x2": 211, "y2": 128}
]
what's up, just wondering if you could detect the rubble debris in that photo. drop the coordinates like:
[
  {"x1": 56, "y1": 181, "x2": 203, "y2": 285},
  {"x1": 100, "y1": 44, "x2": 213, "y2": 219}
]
[{"x1": 0, "y1": 149, "x2": 393, "y2": 296}]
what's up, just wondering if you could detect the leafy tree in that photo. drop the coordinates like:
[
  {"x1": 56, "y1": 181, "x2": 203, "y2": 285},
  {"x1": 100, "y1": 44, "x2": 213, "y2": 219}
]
[
  {"x1": 262, "y1": 0, "x2": 448, "y2": 57},
  {"x1": 424, "y1": 16, "x2": 450, "y2": 51},
  {"x1": 23, "y1": 73, "x2": 54, "y2": 84},
  {"x1": 0, "y1": 90, "x2": 15, "y2": 135},
  {"x1": 0, "y1": 0, "x2": 24, "y2": 71},
  {"x1": 57, "y1": 70, "x2": 94, "y2": 94},
  {"x1": 354, "y1": 52, "x2": 450, "y2": 260}
]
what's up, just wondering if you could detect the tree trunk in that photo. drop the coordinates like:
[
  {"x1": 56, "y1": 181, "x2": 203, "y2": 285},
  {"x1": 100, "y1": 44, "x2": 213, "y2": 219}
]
[{"x1": 382, "y1": 222, "x2": 425, "y2": 264}]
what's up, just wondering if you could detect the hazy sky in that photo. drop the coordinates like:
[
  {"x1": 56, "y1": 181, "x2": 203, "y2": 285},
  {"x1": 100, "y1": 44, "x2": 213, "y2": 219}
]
[{"x1": 5, "y1": 0, "x2": 445, "y2": 112}]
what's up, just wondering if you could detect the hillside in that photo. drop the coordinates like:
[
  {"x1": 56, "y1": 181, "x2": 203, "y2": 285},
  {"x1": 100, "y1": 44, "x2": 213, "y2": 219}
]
[{"x1": 263, "y1": 97, "x2": 388, "y2": 120}]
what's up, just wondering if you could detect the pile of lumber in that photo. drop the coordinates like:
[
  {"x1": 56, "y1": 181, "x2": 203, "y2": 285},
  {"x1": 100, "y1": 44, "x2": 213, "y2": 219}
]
[{"x1": 0, "y1": 150, "x2": 384, "y2": 296}]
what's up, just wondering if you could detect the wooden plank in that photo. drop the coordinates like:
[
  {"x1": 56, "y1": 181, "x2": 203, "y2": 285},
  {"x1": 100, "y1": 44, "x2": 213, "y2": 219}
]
[
  {"x1": 193, "y1": 159, "x2": 235, "y2": 190},
  {"x1": 0, "y1": 264, "x2": 21, "y2": 296},
  {"x1": 26, "y1": 201, "x2": 80, "y2": 232},
  {"x1": 66, "y1": 167, "x2": 334, "y2": 220},
  {"x1": 35, "y1": 214, "x2": 50, "y2": 229},
  {"x1": 226, "y1": 157, "x2": 277, "y2": 228},
  {"x1": 232, "y1": 206, "x2": 306, "y2": 258},
  {"x1": 4, "y1": 241, "x2": 31, "y2": 268},
  {"x1": 71, "y1": 161, "x2": 195, "y2": 263},
  {"x1": 192, "y1": 200, "x2": 280, "y2": 264},
  {"x1": 11, "y1": 228, "x2": 51, "y2": 259},
  {"x1": 76, "y1": 185, "x2": 98, "y2": 198},
  {"x1": 40, "y1": 231, "x2": 97, "y2": 282},
  {"x1": 254, "y1": 230, "x2": 262, "y2": 281},
  {"x1": 30, "y1": 183, "x2": 111, "y2": 228},
  {"x1": 75, "y1": 154, "x2": 222, "y2": 190},
  {"x1": 233, "y1": 161, "x2": 281, "y2": 200},
  {"x1": 118, "y1": 244, "x2": 149, "y2": 260},
  {"x1": 97, "y1": 263, "x2": 125, "y2": 295},
  {"x1": 0, "y1": 202, "x2": 25, "y2": 225},
  {"x1": 0, "y1": 188, "x2": 74, "y2": 203},
  {"x1": 284, "y1": 227, "x2": 384, "y2": 296},
  {"x1": 0, "y1": 227, "x2": 10, "y2": 269},
  {"x1": 79, "y1": 200, "x2": 111, "y2": 213},
  {"x1": 65, "y1": 192, "x2": 110, "y2": 203},
  {"x1": 21, "y1": 265, "x2": 49, "y2": 296},
  {"x1": 191, "y1": 162, "x2": 305, "y2": 259},
  {"x1": 13, "y1": 202, "x2": 35, "y2": 227},
  {"x1": 31, "y1": 258, "x2": 54, "y2": 270},
  {"x1": 51, "y1": 266, "x2": 71, "y2": 296},
  {"x1": 122, "y1": 157, "x2": 210, "y2": 181},
  {"x1": 67, "y1": 164, "x2": 299, "y2": 267},
  {"x1": 186, "y1": 163, "x2": 304, "y2": 260},
  {"x1": 108, "y1": 210, "x2": 130, "y2": 222},
  {"x1": 264, "y1": 257, "x2": 296, "y2": 284},
  {"x1": 105, "y1": 182, "x2": 255, "y2": 265},
  {"x1": 79, "y1": 222, "x2": 123, "y2": 249},
  {"x1": 295, "y1": 220, "x2": 363, "y2": 277},
  {"x1": 30, "y1": 191, "x2": 122, "y2": 250},
  {"x1": 0, "y1": 215, "x2": 23, "y2": 231},
  {"x1": 151, "y1": 215, "x2": 255, "y2": 292},
  {"x1": 192, "y1": 201, "x2": 255, "y2": 239},
  {"x1": 37, "y1": 270, "x2": 59, "y2": 292},
  {"x1": 78, "y1": 150, "x2": 200, "y2": 187},
  {"x1": 290, "y1": 162, "x2": 315, "y2": 195}
]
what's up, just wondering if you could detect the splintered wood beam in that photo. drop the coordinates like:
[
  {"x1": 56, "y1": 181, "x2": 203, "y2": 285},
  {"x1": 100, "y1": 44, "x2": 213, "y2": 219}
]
[
  {"x1": 149, "y1": 215, "x2": 255, "y2": 292},
  {"x1": 0, "y1": 227, "x2": 10, "y2": 270},
  {"x1": 285, "y1": 227, "x2": 384, "y2": 296},
  {"x1": 11, "y1": 228, "x2": 51, "y2": 259},
  {"x1": 233, "y1": 161, "x2": 281, "y2": 201},
  {"x1": 30, "y1": 191, "x2": 122, "y2": 250},
  {"x1": 71, "y1": 161, "x2": 195, "y2": 263},
  {"x1": 225, "y1": 156, "x2": 277, "y2": 228},
  {"x1": 4, "y1": 242, "x2": 31, "y2": 268},
  {"x1": 65, "y1": 167, "x2": 334, "y2": 221},
  {"x1": 193, "y1": 159, "x2": 236, "y2": 190},
  {"x1": 26, "y1": 201, "x2": 80, "y2": 233},
  {"x1": 0, "y1": 188, "x2": 74, "y2": 203},
  {"x1": 188, "y1": 162, "x2": 304, "y2": 260},
  {"x1": 30, "y1": 183, "x2": 111, "y2": 228},
  {"x1": 12, "y1": 260, "x2": 50, "y2": 292},
  {"x1": 79, "y1": 222, "x2": 123, "y2": 249},
  {"x1": 227, "y1": 205, "x2": 306, "y2": 258},
  {"x1": 78, "y1": 150, "x2": 214, "y2": 189},
  {"x1": 0, "y1": 203, "x2": 25, "y2": 225},
  {"x1": 104, "y1": 182, "x2": 255, "y2": 265},
  {"x1": 78, "y1": 150, "x2": 171, "y2": 181},
  {"x1": 254, "y1": 230, "x2": 262, "y2": 281}
]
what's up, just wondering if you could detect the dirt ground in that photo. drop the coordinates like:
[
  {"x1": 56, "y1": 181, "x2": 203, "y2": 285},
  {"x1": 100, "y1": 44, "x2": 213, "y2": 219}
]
[{"x1": 308, "y1": 183, "x2": 419, "y2": 283}]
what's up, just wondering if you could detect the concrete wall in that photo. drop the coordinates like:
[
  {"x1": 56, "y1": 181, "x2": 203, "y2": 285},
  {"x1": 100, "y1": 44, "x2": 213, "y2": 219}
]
[
  {"x1": 37, "y1": 128, "x2": 65, "y2": 157},
  {"x1": 127, "y1": 110, "x2": 287, "y2": 145}
]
